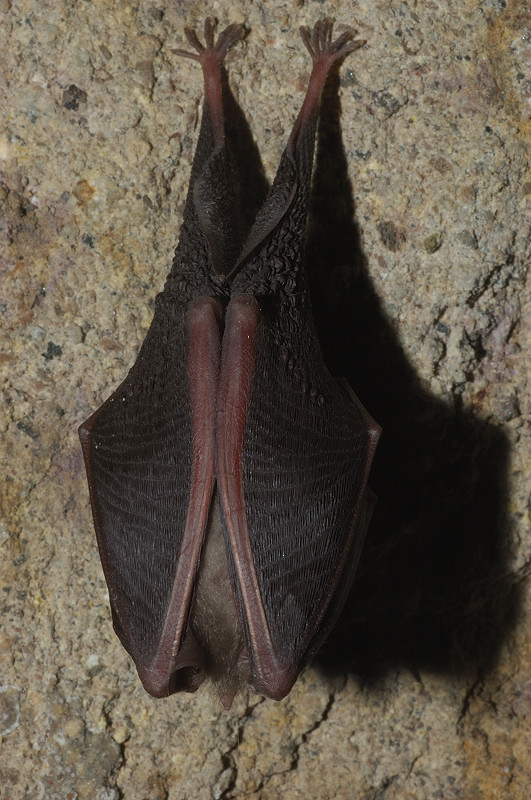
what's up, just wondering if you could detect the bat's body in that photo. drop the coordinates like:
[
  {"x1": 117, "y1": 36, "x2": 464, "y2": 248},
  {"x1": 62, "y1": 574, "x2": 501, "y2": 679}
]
[{"x1": 79, "y1": 18, "x2": 380, "y2": 707}]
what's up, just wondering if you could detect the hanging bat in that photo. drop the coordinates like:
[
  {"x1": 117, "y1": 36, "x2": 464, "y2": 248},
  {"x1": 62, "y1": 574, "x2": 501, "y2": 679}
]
[{"x1": 79, "y1": 17, "x2": 380, "y2": 708}]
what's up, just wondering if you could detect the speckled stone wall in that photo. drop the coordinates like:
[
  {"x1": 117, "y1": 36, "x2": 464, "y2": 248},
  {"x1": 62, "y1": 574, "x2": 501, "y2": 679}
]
[{"x1": 1, "y1": 1, "x2": 530, "y2": 798}]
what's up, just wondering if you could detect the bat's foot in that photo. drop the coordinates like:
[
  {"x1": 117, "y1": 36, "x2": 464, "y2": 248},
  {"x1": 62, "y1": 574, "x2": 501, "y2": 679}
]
[
  {"x1": 286, "y1": 19, "x2": 364, "y2": 154},
  {"x1": 172, "y1": 18, "x2": 245, "y2": 150},
  {"x1": 172, "y1": 17, "x2": 245, "y2": 65},
  {"x1": 300, "y1": 18, "x2": 365, "y2": 67}
]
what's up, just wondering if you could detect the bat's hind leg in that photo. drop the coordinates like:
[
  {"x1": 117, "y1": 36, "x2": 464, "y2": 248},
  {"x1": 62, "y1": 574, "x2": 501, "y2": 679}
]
[
  {"x1": 288, "y1": 18, "x2": 365, "y2": 152},
  {"x1": 172, "y1": 18, "x2": 245, "y2": 149}
]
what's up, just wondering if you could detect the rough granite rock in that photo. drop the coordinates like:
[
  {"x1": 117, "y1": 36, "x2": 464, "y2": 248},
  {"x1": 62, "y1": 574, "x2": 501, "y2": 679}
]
[{"x1": 1, "y1": 0, "x2": 530, "y2": 798}]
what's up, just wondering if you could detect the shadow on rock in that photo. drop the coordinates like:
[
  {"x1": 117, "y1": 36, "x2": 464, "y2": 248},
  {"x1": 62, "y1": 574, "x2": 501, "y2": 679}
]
[{"x1": 310, "y1": 73, "x2": 519, "y2": 683}]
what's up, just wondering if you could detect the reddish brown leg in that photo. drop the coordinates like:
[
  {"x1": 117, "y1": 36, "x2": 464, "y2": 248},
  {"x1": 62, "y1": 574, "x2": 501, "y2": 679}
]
[
  {"x1": 288, "y1": 18, "x2": 365, "y2": 153},
  {"x1": 173, "y1": 18, "x2": 245, "y2": 149}
]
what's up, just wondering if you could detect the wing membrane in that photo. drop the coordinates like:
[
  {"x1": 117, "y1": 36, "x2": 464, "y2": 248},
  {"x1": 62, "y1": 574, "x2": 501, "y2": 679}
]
[
  {"x1": 216, "y1": 297, "x2": 379, "y2": 698},
  {"x1": 79, "y1": 298, "x2": 221, "y2": 696}
]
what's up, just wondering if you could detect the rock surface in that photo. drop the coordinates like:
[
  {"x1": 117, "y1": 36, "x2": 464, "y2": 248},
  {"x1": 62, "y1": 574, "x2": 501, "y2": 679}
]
[{"x1": 1, "y1": 0, "x2": 529, "y2": 798}]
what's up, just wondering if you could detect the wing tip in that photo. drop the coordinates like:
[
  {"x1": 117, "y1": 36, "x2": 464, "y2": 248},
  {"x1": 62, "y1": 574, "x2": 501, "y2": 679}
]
[
  {"x1": 254, "y1": 675, "x2": 296, "y2": 702},
  {"x1": 136, "y1": 660, "x2": 207, "y2": 699},
  {"x1": 133, "y1": 629, "x2": 209, "y2": 699},
  {"x1": 250, "y1": 655, "x2": 300, "y2": 701}
]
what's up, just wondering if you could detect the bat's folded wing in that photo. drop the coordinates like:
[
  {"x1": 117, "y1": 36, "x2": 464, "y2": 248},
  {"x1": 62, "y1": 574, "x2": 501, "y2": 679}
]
[
  {"x1": 79, "y1": 298, "x2": 221, "y2": 696},
  {"x1": 216, "y1": 296, "x2": 380, "y2": 699}
]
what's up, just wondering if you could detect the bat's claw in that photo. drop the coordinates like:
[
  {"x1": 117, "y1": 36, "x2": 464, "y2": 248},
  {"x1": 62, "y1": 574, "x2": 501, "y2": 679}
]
[
  {"x1": 172, "y1": 17, "x2": 245, "y2": 64},
  {"x1": 300, "y1": 18, "x2": 365, "y2": 64}
]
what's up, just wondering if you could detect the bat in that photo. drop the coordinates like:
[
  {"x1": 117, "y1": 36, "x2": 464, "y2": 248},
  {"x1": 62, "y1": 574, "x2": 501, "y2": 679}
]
[{"x1": 79, "y1": 17, "x2": 380, "y2": 708}]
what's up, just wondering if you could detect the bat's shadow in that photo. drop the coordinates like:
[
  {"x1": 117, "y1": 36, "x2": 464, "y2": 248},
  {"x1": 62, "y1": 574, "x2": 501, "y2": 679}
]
[{"x1": 308, "y1": 74, "x2": 518, "y2": 685}]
